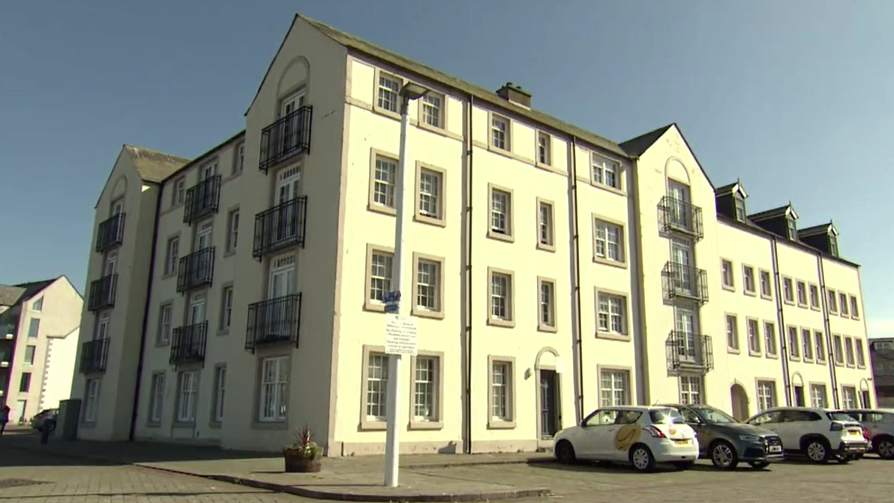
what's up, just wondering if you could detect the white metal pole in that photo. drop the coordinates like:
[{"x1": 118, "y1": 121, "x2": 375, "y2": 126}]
[{"x1": 384, "y1": 94, "x2": 411, "y2": 488}]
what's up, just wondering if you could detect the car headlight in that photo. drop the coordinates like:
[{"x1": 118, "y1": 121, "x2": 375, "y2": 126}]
[{"x1": 739, "y1": 435, "x2": 761, "y2": 443}]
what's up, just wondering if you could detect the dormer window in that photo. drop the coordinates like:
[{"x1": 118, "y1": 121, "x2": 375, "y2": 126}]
[
  {"x1": 734, "y1": 196, "x2": 746, "y2": 221},
  {"x1": 787, "y1": 218, "x2": 797, "y2": 240},
  {"x1": 829, "y1": 235, "x2": 839, "y2": 256}
]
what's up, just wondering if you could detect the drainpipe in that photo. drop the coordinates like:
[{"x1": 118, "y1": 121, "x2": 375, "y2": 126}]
[
  {"x1": 770, "y1": 237, "x2": 792, "y2": 405},
  {"x1": 628, "y1": 157, "x2": 650, "y2": 405},
  {"x1": 569, "y1": 138, "x2": 584, "y2": 422},
  {"x1": 129, "y1": 188, "x2": 163, "y2": 441},
  {"x1": 461, "y1": 94, "x2": 474, "y2": 453},
  {"x1": 816, "y1": 255, "x2": 840, "y2": 408}
]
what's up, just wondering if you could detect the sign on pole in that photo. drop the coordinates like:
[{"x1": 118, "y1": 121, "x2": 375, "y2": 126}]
[
  {"x1": 384, "y1": 314, "x2": 418, "y2": 356},
  {"x1": 383, "y1": 291, "x2": 401, "y2": 314}
]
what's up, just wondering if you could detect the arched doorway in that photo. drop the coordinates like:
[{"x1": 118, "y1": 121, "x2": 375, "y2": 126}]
[
  {"x1": 535, "y1": 347, "x2": 562, "y2": 449},
  {"x1": 730, "y1": 383, "x2": 749, "y2": 421}
]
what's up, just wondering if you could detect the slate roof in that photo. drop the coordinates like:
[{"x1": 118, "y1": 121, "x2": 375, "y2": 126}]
[
  {"x1": 123, "y1": 144, "x2": 191, "y2": 183},
  {"x1": 799, "y1": 222, "x2": 837, "y2": 238},
  {"x1": 619, "y1": 124, "x2": 674, "y2": 157},
  {"x1": 0, "y1": 278, "x2": 56, "y2": 307},
  {"x1": 748, "y1": 204, "x2": 796, "y2": 222}
]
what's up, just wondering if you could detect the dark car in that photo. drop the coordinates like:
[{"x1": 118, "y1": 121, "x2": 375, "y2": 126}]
[
  {"x1": 661, "y1": 403, "x2": 784, "y2": 469},
  {"x1": 30, "y1": 408, "x2": 57, "y2": 433}
]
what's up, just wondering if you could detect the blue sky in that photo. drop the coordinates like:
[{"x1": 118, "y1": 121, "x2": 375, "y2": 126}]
[{"x1": 1, "y1": 0, "x2": 891, "y2": 335}]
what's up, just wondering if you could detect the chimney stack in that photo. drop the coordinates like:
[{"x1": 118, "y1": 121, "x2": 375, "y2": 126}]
[{"x1": 496, "y1": 82, "x2": 532, "y2": 109}]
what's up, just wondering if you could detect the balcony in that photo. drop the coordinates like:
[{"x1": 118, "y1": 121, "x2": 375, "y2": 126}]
[
  {"x1": 252, "y1": 197, "x2": 308, "y2": 259},
  {"x1": 259, "y1": 105, "x2": 313, "y2": 173},
  {"x1": 80, "y1": 337, "x2": 110, "y2": 374},
  {"x1": 170, "y1": 321, "x2": 208, "y2": 367},
  {"x1": 0, "y1": 351, "x2": 9, "y2": 368},
  {"x1": 87, "y1": 274, "x2": 117, "y2": 312},
  {"x1": 176, "y1": 247, "x2": 215, "y2": 293},
  {"x1": 662, "y1": 262, "x2": 709, "y2": 303},
  {"x1": 183, "y1": 175, "x2": 222, "y2": 224},
  {"x1": 658, "y1": 197, "x2": 704, "y2": 240},
  {"x1": 95, "y1": 213, "x2": 126, "y2": 253},
  {"x1": 3, "y1": 324, "x2": 13, "y2": 340},
  {"x1": 666, "y1": 331, "x2": 714, "y2": 373},
  {"x1": 245, "y1": 293, "x2": 303, "y2": 352}
]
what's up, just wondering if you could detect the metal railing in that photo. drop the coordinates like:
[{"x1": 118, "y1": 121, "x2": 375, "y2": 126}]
[
  {"x1": 259, "y1": 106, "x2": 313, "y2": 173},
  {"x1": 80, "y1": 337, "x2": 110, "y2": 374},
  {"x1": 662, "y1": 262, "x2": 709, "y2": 303},
  {"x1": 170, "y1": 321, "x2": 208, "y2": 366},
  {"x1": 95, "y1": 213, "x2": 126, "y2": 252},
  {"x1": 245, "y1": 293, "x2": 303, "y2": 352},
  {"x1": 666, "y1": 331, "x2": 714, "y2": 373},
  {"x1": 183, "y1": 175, "x2": 222, "y2": 224},
  {"x1": 176, "y1": 247, "x2": 215, "y2": 293},
  {"x1": 252, "y1": 196, "x2": 308, "y2": 259},
  {"x1": 87, "y1": 274, "x2": 117, "y2": 312},
  {"x1": 658, "y1": 196, "x2": 704, "y2": 240}
]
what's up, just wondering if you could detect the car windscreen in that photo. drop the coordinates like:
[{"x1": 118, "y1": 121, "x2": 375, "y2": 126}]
[
  {"x1": 691, "y1": 406, "x2": 738, "y2": 424},
  {"x1": 650, "y1": 408, "x2": 685, "y2": 424},
  {"x1": 827, "y1": 412, "x2": 859, "y2": 422}
]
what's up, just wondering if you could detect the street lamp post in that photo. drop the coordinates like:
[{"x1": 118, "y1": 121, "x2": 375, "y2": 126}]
[{"x1": 384, "y1": 82, "x2": 430, "y2": 488}]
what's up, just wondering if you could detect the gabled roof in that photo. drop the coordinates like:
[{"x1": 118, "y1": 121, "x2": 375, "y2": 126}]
[
  {"x1": 123, "y1": 144, "x2": 191, "y2": 184},
  {"x1": 0, "y1": 277, "x2": 56, "y2": 307},
  {"x1": 799, "y1": 221, "x2": 839, "y2": 238},
  {"x1": 618, "y1": 122, "x2": 716, "y2": 189},
  {"x1": 715, "y1": 180, "x2": 749, "y2": 199},
  {"x1": 246, "y1": 14, "x2": 627, "y2": 157},
  {"x1": 748, "y1": 204, "x2": 799, "y2": 222}
]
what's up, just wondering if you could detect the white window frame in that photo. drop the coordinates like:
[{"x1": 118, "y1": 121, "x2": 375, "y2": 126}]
[
  {"x1": 839, "y1": 292, "x2": 850, "y2": 316},
  {"x1": 421, "y1": 92, "x2": 444, "y2": 129},
  {"x1": 842, "y1": 386, "x2": 857, "y2": 408},
  {"x1": 491, "y1": 114, "x2": 509, "y2": 151},
  {"x1": 413, "y1": 356, "x2": 438, "y2": 422},
  {"x1": 149, "y1": 373, "x2": 165, "y2": 423},
  {"x1": 845, "y1": 337, "x2": 856, "y2": 365},
  {"x1": 226, "y1": 209, "x2": 239, "y2": 253},
  {"x1": 539, "y1": 280, "x2": 555, "y2": 329},
  {"x1": 490, "y1": 189, "x2": 511, "y2": 235},
  {"x1": 599, "y1": 370, "x2": 630, "y2": 407},
  {"x1": 809, "y1": 284, "x2": 820, "y2": 308},
  {"x1": 84, "y1": 379, "x2": 100, "y2": 422},
  {"x1": 597, "y1": 293, "x2": 626, "y2": 335},
  {"x1": 220, "y1": 286, "x2": 234, "y2": 330},
  {"x1": 815, "y1": 330, "x2": 826, "y2": 362},
  {"x1": 369, "y1": 250, "x2": 394, "y2": 303},
  {"x1": 366, "y1": 352, "x2": 389, "y2": 421},
  {"x1": 802, "y1": 328, "x2": 814, "y2": 360},
  {"x1": 538, "y1": 201, "x2": 554, "y2": 247},
  {"x1": 165, "y1": 236, "x2": 179, "y2": 275},
  {"x1": 415, "y1": 259, "x2": 440, "y2": 311},
  {"x1": 742, "y1": 266, "x2": 755, "y2": 293},
  {"x1": 376, "y1": 72, "x2": 401, "y2": 113},
  {"x1": 810, "y1": 384, "x2": 827, "y2": 408},
  {"x1": 747, "y1": 319, "x2": 760, "y2": 353},
  {"x1": 788, "y1": 327, "x2": 801, "y2": 359},
  {"x1": 176, "y1": 371, "x2": 198, "y2": 422},
  {"x1": 796, "y1": 281, "x2": 808, "y2": 306},
  {"x1": 491, "y1": 361, "x2": 511, "y2": 420},
  {"x1": 764, "y1": 321, "x2": 777, "y2": 356},
  {"x1": 537, "y1": 132, "x2": 551, "y2": 165},
  {"x1": 721, "y1": 260, "x2": 734, "y2": 288},
  {"x1": 158, "y1": 304, "x2": 172, "y2": 344},
  {"x1": 757, "y1": 380, "x2": 776, "y2": 411},
  {"x1": 726, "y1": 314, "x2": 739, "y2": 350},
  {"x1": 833, "y1": 335, "x2": 844, "y2": 364},
  {"x1": 213, "y1": 366, "x2": 227, "y2": 423},
  {"x1": 679, "y1": 375, "x2": 702, "y2": 405},
  {"x1": 418, "y1": 168, "x2": 442, "y2": 219},
  {"x1": 782, "y1": 278, "x2": 794, "y2": 303},
  {"x1": 593, "y1": 220, "x2": 623, "y2": 262},
  {"x1": 760, "y1": 270, "x2": 772, "y2": 297},
  {"x1": 373, "y1": 155, "x2": 397, "y2": 209},
  {"x1": 591, "y1": 152, "x2": 619, "y2": 189},
  {"x1": 490, "y1": 273, "x2": 512, "y2": 321},
  {"x1": 259, "y1": 356, "x2": 289, "y2": 422}
]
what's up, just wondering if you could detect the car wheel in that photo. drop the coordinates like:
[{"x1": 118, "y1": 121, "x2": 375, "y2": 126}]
[
  {"x1": 805, "y1": 439, "x2": 830, "y2": 463},
  {"x1": 629, "y1": 444, "x2": 656, "y2": 473},
  {"x1": 45, "y1": 420, "x2": 56, "y2": 433},
  {"x1": 554, "y1": 440, "x2": 576, "y2": 464},
  {"x1": 672, "y1": 461, "x2": 695, "y2": 470},
  {"x1": 875, "y1": 438, "x2": 894, "y2": 460},
  {"x1": 748, "y1": 461, "x2": 770, "y2": 469},
  {"x1": 710, "y1": 441, "x2": 739, "y2": 470}
]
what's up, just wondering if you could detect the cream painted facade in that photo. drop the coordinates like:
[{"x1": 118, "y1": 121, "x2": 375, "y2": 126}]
[{"x1": 69, "y1": 13, "x2": 874, "y2": 455}]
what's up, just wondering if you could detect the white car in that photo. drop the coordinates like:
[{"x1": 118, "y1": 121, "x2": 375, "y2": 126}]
[
  {"x1": 553, "y1": 405, "x2": 699, "y2": 472},
  {"x1": 745, "y1": 407, "x2": 869, "y2": 463},
  {"x1": 838, "y1": 408, "x2": 894, "y2": 459}
]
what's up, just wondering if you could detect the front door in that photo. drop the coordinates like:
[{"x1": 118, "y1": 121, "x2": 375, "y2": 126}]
[
  {"x1": 274, "y1": 167, "x2": 302, "y2": 242},
  {"x1": 671, "y1": 238, "x2": 694, "y2": 294},
  {"x1": 539, "y1": 370, "x2": 560, "y2": 438},
  {"x1": 675, "y1": 307, "x2": 698, "y2": 363}
]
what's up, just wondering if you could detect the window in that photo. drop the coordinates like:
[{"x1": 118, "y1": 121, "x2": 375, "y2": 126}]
[
  {"x1": 537, "y1": 200, "x2": 555, "y2": 250},
  {"x1": 413, "y1": 356, "x2": 438, "y2": 422},
  {"x1": 490, "y1": 114, "x2": 509, "y2": 150},
  {"x1": 839, "y1": 293, "x2": 849, "y2": 316},
  {"x1": 416, "y1": 166, "x2": 444, "y2": 224},
  {"x1": 95, "y1": 312, "x2": 110, "y2": 340},
  {"x1": 734, "y1": 196, "x2": 746, "y2": 221},
  {"x1": 489, "y1": 187, "x2": 512, "y2": 237},
  {"x1": 802, "y1": 329, "x2": 814, "y2": 360},
  {"x1": 489, "y1": 271, "x2": 513, "y2": 323},
  {"x1": 757, "y1": 381, "x2": 777, "y2": 411},
  {"x1": 149, "y1": 373, "x2": 165, "y2": 424},
  {"x1": 593, "y1": 220, "x2": 624, "y2": 263},
  {"x1": 413, "y1": 256, "x2": 442, "y2": 314},
  {"x1": 842, "y1": 386, "x2": 857, "y2": 409},
  {"x1": 421, "y1": 92, "x2": 443, "y2": 128},
  {"x1": 815, "y1": 330, "x2": 826, "y2": 362},
  {"x1": 747, "y1": 319, "x2": 760, "y2": 354},
  {"x1": 599, "y1": 370, "x2": 630, "y2": 407},
  {"x1": 796, "y1": 281, "x2": 807, "y2": 306},
  {"x1": 365, "y1": 352, "x2": 389, "y2": 422},
  {"x1": 24, "y1": 345, "x2": 35, "y2": 365},
  {"x1": 259, "y1": 356, "x2": 289, "y2": 422},
  {"x1": 234, "y1": 143, "x2": 244, "y2": 173},
  {"x1": 213, "y1": 366, "x2": 226, "y2": 423},
  {"x1": 591, "y1": 153, "x2": 620, "y2": 189},
  {"x1": 810, "y1": 384, "x2": 827, "y2": 408},
  {"x1": 83, "y1": 379, "x2": 100, "y2": 422},
  {"x1": 850, "y1": 296, "x2": 860, "y2": 318},
  {"x1": 759, "y1": 270, "x2": 772, "y2": 298},
  {"x1": 679, "y1": 375, "x2": 702, "y2": 405},
  {"x1": 376, "y1": 72, "x2": 401, "y2": 113},
  {"x1": 226, "y1": 209, "x2": 239, "y2": 253},
  {"x1": 856, "y1": 338, "x2": 866, "y2": 367},
  {"x1": 538, "y1": 278, "x2": 556, "y2": 331},
  {"x1": 721, "y1": 260, "x2": 734, "y2": 289},
  {"x1": 372, "y1": 154, "x2": 397, "y2": 209},
  {"x1": 764, "y1": 322, "x2": 777, "y2": 356},
  {"x1": 828, "y1": 289, "x2": 838, "y2": 313},
  {"x1": 788, "y1": 327, "x2": 800, "y2": 359},
  {"x1": 367, "y1": 247, "x2": 394, "y2": 304},
  {"x1": 782, "y1": 278, "x2": 794, "y2": 303},
  {"x1": 27, "y1": 318, "x2": 39, "y2": 338},
  {"x1": 787, "y1": 218, "x2": 797, "y2": 239},
  {"x1": 537, "y1": 132, "x2": 551, "y2": 165},
  {"x1": 220, "y1": 286, "x2": 233, "y2": 331},
  {"x1": 490, "y1": 360, "x2": 513, "y2": 421},
  {"x1": 19, "y1": 372, "x2": 31, "y2": 392},
  {"x1": 597, "y1": 293, "x2": 626, "y2": 335},
  {"x1": 176, "y1": 371, "x2": 197, "y2": 422},
  {"x1": 31, "y1": 297, "x2": 43, "y2": 311},
  {"x1": 742, "y1": 266, "x2": 756, "y2": 294},
  {"x1": 158, "y1": 304, "x2": 172, "y2": 344},
  {"x1": 845, "y1": 337, "x2": 856, "y2": 366},
  {"x1": 172, "y1": 178, "x2": 185, "y2": 206},
  {"x1": 726, "y1": 315, "x2": 739, "y2": 350},
  {"x1": 833, "y1": 335, "x2": 844, "y2": 364},
  {"x1": 809, "y1": 284, "x2": 820, "y2": 309},
  {"x1": 164, "y1": 236, "x2": 179, "y2": 276}
]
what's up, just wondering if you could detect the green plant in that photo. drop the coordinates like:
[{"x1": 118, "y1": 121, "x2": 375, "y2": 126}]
[{"x1": 283, "y1": 425, "x2": 322, "y2": 460}]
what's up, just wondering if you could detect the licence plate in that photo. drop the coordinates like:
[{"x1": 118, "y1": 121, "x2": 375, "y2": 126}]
[
  {"x1": 846, "y1": 429, "x2": 862, "y2": 438},
  {"x1": 769, "y1": 445, "x2": 782, "y2": 453},
  {"x1": 673, "y1": 439, "x2": 690, "y2": 445}
]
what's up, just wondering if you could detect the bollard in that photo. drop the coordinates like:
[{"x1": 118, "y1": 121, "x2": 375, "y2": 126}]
[{"x1": 39, "y1": 425, "x2": 50, "y2": 445}]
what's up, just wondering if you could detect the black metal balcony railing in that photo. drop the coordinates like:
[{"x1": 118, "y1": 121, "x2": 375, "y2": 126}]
[
  {"x1": 176, "y1": 247, "x2": 215, "y2": 293},
  {"x1": 183, "y1": 175, "x2": 222, "y2": 224},
  {"x1": 95, "y1": 213, "x2": 126, "y2": 253},
  {"x1": 252, "y1": 197, "x2": 308, "y2": 259},
  {"x1": 170, "y1": 321, "x2": 208, "y2": 366},
  {"x1": 658, "y1": 196, "x2": 704, "y2": 240},
  {"x1": 245, "y1": 293, "x2": 303, "y2": 352},
  {"x1": 666, "y1": 331, "x2": 714, "y2": 373},
  {"x1": 87, "y1": 274, "x2": 118, "y2": 312},
  {"x1": 80, "y1": 337, "x2": 110, "y2": 374},
  {"x1": 259, "y1": 105, "x2": 313, "y2": 173},
  {"x1": 663, "y1": 262, "x2": 709, "y2": 303}
]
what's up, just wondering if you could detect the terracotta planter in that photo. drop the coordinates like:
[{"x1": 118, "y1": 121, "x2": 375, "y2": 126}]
[{"x1": 283, "y1": 452, "x2": 322, "y2": 473}]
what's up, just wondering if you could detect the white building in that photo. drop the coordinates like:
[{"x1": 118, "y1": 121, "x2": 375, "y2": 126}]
[{"x1": 69, "y1": 13, "x2": 874, "y2": 455}]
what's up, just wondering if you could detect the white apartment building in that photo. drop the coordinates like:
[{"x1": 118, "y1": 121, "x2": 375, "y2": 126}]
[
  {"x1": 69, "y1": 13, "x2": 874, "y2": 455},
  {"x1": 1, "y1": 276, "x2": 82, "y2": 423}
]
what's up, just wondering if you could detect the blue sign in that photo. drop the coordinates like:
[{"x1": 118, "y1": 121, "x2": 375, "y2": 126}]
[
  {"x1": 384, "y1": 303, "x2": 399, "y2": 313},
  {"x1": 382, "y1": 291, "x2": 401, "y2": 303}
]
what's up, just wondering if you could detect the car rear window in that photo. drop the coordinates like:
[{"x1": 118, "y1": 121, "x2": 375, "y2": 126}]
[
  {"x1": 650, "y1": 408, "x2": 685, "y2": 424},
  {"x1": 827, "y1": 412, "x2": 858, "y2": 422}
]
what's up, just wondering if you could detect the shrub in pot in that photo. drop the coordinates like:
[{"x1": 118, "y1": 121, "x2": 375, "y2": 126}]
[{"x1": 283, "y1": 425, "x2": 322, "y2": 473}]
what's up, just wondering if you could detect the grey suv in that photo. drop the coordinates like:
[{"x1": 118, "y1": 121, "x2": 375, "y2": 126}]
[{"x1": 662, "y1": 403, "x2": 784, "y2": 469}]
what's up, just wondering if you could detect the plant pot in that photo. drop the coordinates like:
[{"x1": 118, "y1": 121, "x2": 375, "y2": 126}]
[{"x1": 283, "y1": 453, "x2": 322, "y2": 473}]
